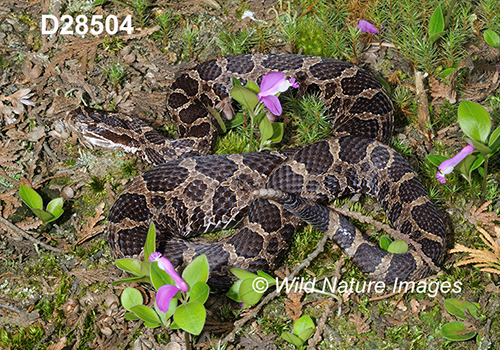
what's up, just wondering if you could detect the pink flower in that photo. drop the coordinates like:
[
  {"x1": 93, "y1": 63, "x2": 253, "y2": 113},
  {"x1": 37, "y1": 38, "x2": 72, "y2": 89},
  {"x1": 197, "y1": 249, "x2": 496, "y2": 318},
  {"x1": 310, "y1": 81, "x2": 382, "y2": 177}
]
[
  {"x1": 149, "y1": 252, "x2": 188, "y2": 313},
  {"x1": 257, "y1": 72, "x2": 299, "y2": 116},
  {"x1": 357, "y1": 20, "x2": 378, "y2": 34},
  {"x1": 436, "y1": 145, "x2": 475, "y2": 183}
]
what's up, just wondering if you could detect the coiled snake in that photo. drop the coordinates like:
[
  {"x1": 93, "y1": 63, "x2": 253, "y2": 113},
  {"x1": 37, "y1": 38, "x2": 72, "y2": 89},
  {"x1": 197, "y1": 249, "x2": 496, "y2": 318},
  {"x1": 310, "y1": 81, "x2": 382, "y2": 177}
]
[{"x1": 67, "y1": 54, "x2": 446, "y2": 288}]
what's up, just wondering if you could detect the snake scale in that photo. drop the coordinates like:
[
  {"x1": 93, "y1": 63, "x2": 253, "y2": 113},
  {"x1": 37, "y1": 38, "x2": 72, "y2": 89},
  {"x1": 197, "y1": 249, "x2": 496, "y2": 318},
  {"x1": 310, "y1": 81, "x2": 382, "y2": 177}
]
[{"x1": 67, "y1": 54, "x2": 446, "y2": 288}]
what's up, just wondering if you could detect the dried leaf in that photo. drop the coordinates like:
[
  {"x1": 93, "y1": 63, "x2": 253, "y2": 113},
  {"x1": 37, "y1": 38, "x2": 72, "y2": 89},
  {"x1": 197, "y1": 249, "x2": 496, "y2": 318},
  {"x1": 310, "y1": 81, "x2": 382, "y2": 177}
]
[
  {"x1": 349, "y1": 312, "x2": 371, "y2": 334},
  {"x1": 429, "y1": 76, "x2": 457, "y2": 103},
  {"x1": 464, "y1": 200, "x2": 499, "y2": 228},
  {"x1": 450, "y1": 225, "x2": 500, "y2": 275},
  {"x1": 47, "y1": 336, "x2": 67, "y2": 350},
  {"x1": 69, "y1": 268, "x2": 114, "y2": 287},
  {"x1": 284, "y1": 291, "x2": 304, "y2": 322},
  {"x1": 75, "y1": 203, "x2": 106, "y2": 244},
  {"x1": 0, "y1": 141, "x2": 23, "y2": 175}
]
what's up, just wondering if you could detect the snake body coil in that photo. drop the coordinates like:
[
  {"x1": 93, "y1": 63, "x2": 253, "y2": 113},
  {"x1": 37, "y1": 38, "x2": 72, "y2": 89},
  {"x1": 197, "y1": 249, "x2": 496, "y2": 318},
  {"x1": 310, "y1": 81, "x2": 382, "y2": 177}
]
[{"x1": 68, "y1": 54, "x2": 446, "y2": 287}]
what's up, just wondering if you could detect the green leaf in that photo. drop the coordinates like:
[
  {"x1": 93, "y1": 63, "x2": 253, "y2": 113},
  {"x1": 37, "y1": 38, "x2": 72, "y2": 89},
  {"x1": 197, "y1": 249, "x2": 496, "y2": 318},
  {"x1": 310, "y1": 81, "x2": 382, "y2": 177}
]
[
  {"x1": 130, "y1": 305, "x2": 161, "y2": 324},
  {"x1": 173, "y1": 301, "x2": 206, "y2": 335},
  {"x1": 483, "y1": 29, "x2": 500, "y2": 48},
  {"x1": 444, "y1": 299, "x2": 479, "y2": 319},
  {"x1": 143, "y1": 321, "x2": 161, "y2": 328},
  {"x1": 281, "y1": 332, "x2": 304, "y2": 347},
  {"x1": 124, "y1": 312, "x2": 139, "y2": 321},
  {"x1": 387, "y1": 240, "x2": 408, "y2": 254},
  {"x1": 182, "y1": 254, "x2": 209, "y2": 289},
  {"x1": 228, "y1": 113, "x2": 245, "y2": 128},
  {"x1": 270, "y1": 123, "x2": 284, "y2": 143},
  {"x1": 454, "y1": 154, "x2": 477, "y2": 180},
  {"x1": 441, "y1": 321, "x2": 477, "y2": 341},
  {"x1": 116, "y1": 258, "x2": 142, "y2": 276},
  {"x1": 426, "y1": 154, "x2": 449, "y2": 167},
  {"x1": 189, "y1": 282, "x2": 210, "y2": 304},
  {"x1": 298, "y1": 328, "x2": 315, "y2": 342},
  {"x1": 19, "y1": 185, "x2": 43, "y2": 210},
  {"x1": 231, "y1": 85, "x2": 258, "y2": 111},
  {"x1": 379, "y1": 236, "x2": 392, "y2": 251},
  {"x1": 46, "y1": 198, "x2": 63, "y2": 215},
  {"x1": 144, "y1": 222, "x2": 156, "y2": 262},
  {"x1": 121, "y1": 287, "x2": 143, "y2": 311},
  {"x1": 232, "y1": 77, "x2": 242, "y2": 87},
  {"x1": 258, "y1": 114, "x2": 274, "y2": 142},
  {"x1": 467, "y1": 138, "x2": 491, "y2": 155},
  {"x1": 206, "y1": 105, "x2": 227, "y2": 134},
  {"x1": 150, "y1": 261, "x2": 175, "y2": 291},
  {"x1": 170, "y1": 320, "x2": 180, "y2": 330},
  {"x1": 112, "y1": 275, "x2": 151, "y2": 286},
  {"x1": 140, "y1": 261, "x2": 151, "y2": 277},
  {"x1": 230, "y1": 268, "x2": 258, "y2": 281},
  {"x1": 31, "y1": 208, "x2": 55, "y2": 223},
  {"x1": 293, "y1": 315, "x2": 315, "y2": 340},
  {"x1": 470, "y1": 154, "x2": 484, "y2": 173},
  {"x1": 245, "y1": 80, "x2": 260, "y2": 94},
  {"x1": 428, "y1": 5, "x2": 444, "y2": 44},
  {"x1": 154, "y1": 297, "x2": 177, "y2": 325},
  {"x1": 226, "y1": 279, "x2": 243, "y2": 303},
  {"x1": 458, "y1": 101, "x2": 491, "y2": 143},
  {"x1": 239, "y1": 278, "x2": 265, "y2": 305},
  {"x1": 46, "y1": 207, "x2": 64, "y2": 223},
  {"x1": 440, "y1": 68, "x2": 457, "y2": 78},
  {"x1": 488, "y1": 125, "x2": 500, "y2": 148}
]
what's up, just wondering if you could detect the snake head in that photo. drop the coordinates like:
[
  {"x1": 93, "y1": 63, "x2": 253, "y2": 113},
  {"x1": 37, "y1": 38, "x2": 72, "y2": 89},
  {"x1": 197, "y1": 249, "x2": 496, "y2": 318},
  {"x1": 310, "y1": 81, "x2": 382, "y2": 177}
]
[{"x1": 65, "y1": 107, "x2": 142, "y2": 154}]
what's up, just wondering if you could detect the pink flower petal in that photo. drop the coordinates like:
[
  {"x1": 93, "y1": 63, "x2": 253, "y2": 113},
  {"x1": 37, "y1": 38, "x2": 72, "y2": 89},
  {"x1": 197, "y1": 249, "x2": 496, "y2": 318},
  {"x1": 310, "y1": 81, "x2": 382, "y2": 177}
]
[
  {"x1": 156, "y1": 285, "x2": 179, "y2": 313},
  {"x1": 259, "y1": 72, "x2": 285, "y2": 93},
  {"x1": 260, "y1": 95, "x2": 282, "y2": 116},
  {"x1": 436, "y1": 144, "x2": 474, "y2": 183},
  {"x1": 289, "y1": 78, "x2": 299, "y2": 89},
  {"x1": 149, "y1": 252, "x2": 188, "y2": 292},
  {"x1": 357, "y1": 20, "x2": 378, "y2": 34}
]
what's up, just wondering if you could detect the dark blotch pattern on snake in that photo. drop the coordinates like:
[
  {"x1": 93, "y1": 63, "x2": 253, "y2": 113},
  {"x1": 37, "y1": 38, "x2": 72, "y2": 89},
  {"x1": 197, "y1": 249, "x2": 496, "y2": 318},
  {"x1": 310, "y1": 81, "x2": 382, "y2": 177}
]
[{"x1": 66, "y1": 54, "x2": 446, "y2": 288}]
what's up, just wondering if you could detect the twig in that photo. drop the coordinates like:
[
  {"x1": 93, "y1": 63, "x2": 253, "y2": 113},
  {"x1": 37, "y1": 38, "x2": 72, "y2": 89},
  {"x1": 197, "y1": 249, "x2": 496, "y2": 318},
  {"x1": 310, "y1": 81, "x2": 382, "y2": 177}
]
[
  {"x1": 221, "y1": 234, "x2": 329, "y2": 344},
  {"x1": 330, "y1": 206, "x2": 439, "y2": 273},
  {"x1": 0, "y1": 302, "x2": 23, "y2": 314},
  {"x1": 0, "y1": 216, "x2": 63, "y2": 253},
  {"x1": 306, "y1": 297, "x2": 336, "y2": 350}
]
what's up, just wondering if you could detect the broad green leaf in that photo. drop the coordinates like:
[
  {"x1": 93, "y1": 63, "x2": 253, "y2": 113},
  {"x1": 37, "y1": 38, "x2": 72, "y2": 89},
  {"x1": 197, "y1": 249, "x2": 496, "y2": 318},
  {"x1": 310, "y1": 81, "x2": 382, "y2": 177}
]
[
  {"x1": 298, "y1": 328, "x2": 315, "y2": 342},
  {"x1": 270, "y1": 123, "x2": 284, "y2": 143},
  {"x1": 150, "y1": 261, "x2": 175, "y2": 290},
  {"x1": 467, "y1": 138, "x2": 491, "y2": 155},
  {"x1": 116, "y1": 258, "x2": 142, "y2": 276},
  {"x1": 226, "y1": 279, "x2": 243, "y2": 302},
  {"x1": 245, "y1": 80, "x2": 260, "y2": 94},
  {"x1": 124, "y1": 312, "x2": 139, "y2": 321},
  {"x1": 256, "y1": 270, "x2": 276, "y2": 285},
  {"x1": 281, "y1": 332, "x2": 304, "y2": 347},
  {"x1": 239, "y1": 278, "x2": 265, "y2": 305},
  {"x1": 190, "y1": 282, "x2": 209, "y2": 304},
  {"x1": 155, "y1": 297, "x2": 177, "y2": 325},
  {"x1": 387, "y1": 240, "x2": 408, "y2": 254},
  {"x1": 232, "y1": 77, "x2": 242, "y2": 87},
  {"x1": 455, "y1": 154, "x2": 477, "y2": 180},
  {"x1": 458, "y1": 101, "x2": 491, "y2": 143},
  {"x1": 112, "y1": 275, "x2": 151, "y2": 286},
  {"x1": 170, "y1": 320, "x2": 180, "y2": 329},
  {"x1": 228, "y1": 113, "x2": 245, "y2": 128},
  {"x1": 428, "y1": 5, "x2": 444, "y2": 44},
  {"x1": 230, "y1": 268, "x2": 258, "y2": 281},
  {"x1": 379, "y1": 236, "x2": 392, "y2": 251},
  {"x1": 144, "y1": 222, "x2": 156, "y2": 262},
  {"x1": 231, "y1": 85, "x2": 258, "y2": 111},
  {"x1": 46, "y1": 198, "x2": 63, "y2": 214},
  {"x1": 426, "y1": 154, "x2": 449, "y2": 167},
  {"x1": 293, "y1": 315, "x2": 315, "y2": 340},
  {"x1": 441, "y1": 321, "x2": 477, "y2": 341},
  {"x1": 483, "y1": 29, "x2": 500, "y2": 48},
  {"x1": 259, "y1": 114, "x2": 274, "y2": 142},
  {"x1": 182, "y1": 254, "x2": 209, "y2": 289},
  {"x1": 173, "y1": 301, "x2": 206, "y2": 335},
  {"x1": 46, "y1": 207, "x2": 64, "y2": 223},
  {"x1": 206, "y1": 105, "x2": 227, "y2": 134},
  {"x1": 31, "y1": 208, "x2": 54, "y2": 223},
  {"x1": 130, "y1": 305, "x2": 161, "y2": 324},
  {"x1": 444, "y1": 299, "x2": 479, "y2": 319},
  {"x1": 143, "y1": 321, "x2": 161, "y2": 328},
  {"x1": 488, "y1": 125, "x2": 500, "y2": 147},
  {"x1": 140, "y1": 261, "x2": 151, "y2": 277},
  {"x1": 440, "y1": 68, "x2": 456, "y2": 78},
  {"x1": 19, "y1": 185, "x2": 43, "y2": 210},
  {"x1": 121, "y1": 287, "x2": 143, "y2": 311},
  {"x1": 470, "y1": 154, "x2": 484, "y2": 173}
]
